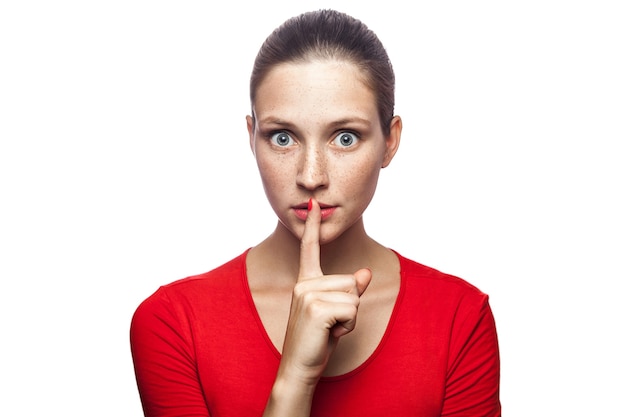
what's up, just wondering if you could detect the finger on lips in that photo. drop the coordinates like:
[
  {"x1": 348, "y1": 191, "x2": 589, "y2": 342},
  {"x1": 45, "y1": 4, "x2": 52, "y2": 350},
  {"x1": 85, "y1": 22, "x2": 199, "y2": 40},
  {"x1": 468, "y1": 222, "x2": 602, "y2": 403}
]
[{"x1": 298, "y1": 198, "x2": 323, "y2": 280}]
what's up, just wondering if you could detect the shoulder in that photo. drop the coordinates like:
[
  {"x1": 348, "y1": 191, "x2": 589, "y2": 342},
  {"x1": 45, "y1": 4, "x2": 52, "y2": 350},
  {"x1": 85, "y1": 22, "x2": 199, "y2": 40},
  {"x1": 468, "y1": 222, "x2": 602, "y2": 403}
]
[
  {"x1": 396, "y1": 251, "x2": 485, "y2": 291},
  {"x1": 163, "y1": 250, "x2": 248, "y2": 293},
  {"x1": 169, "y1": 250, "x2": 248, "y2": 286},
  {"x1": 393, "y1": 250, "x2": 490, "y2": 312},
  {"x1": 132, "y1": 250, "x2": 249, "y2": 322},
  {"x1": 391, "y1": 251, "x2": 499, "y2": 357}
]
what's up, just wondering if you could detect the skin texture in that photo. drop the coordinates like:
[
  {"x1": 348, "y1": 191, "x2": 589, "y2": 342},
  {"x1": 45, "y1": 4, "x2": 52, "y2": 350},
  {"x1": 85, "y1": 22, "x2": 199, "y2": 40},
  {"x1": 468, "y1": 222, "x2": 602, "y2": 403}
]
[
  {"x1": 246, "y1": 59, "x2": 402, "y2": 417},
  {"x1": 248, "y1": 60, "x2": 400, "y2": 248}
]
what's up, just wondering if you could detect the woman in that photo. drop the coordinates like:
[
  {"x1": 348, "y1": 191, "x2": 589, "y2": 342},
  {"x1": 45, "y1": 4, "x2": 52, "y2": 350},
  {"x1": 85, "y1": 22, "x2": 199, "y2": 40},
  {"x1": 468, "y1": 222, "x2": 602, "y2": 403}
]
[{"x1": 130, "y1": 9, "x2": 501, "y2": 416}]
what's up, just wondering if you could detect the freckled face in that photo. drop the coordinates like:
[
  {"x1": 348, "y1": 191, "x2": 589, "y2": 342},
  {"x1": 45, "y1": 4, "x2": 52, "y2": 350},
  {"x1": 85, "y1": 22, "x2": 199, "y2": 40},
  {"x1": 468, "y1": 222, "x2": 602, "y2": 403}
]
[{"x1": 247, "y1": 60, "x2": 397, "y2": 244}]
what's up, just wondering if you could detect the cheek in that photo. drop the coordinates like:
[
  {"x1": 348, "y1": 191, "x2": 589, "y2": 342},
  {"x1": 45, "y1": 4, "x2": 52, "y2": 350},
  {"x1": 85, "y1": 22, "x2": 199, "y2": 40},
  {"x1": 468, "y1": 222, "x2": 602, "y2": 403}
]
[
  {"x1": 337, "y1": 153, "x2": 382, "y2": 195},
  {"x1": 256, "y1": 155, "x2": 290, "y2": 196}
]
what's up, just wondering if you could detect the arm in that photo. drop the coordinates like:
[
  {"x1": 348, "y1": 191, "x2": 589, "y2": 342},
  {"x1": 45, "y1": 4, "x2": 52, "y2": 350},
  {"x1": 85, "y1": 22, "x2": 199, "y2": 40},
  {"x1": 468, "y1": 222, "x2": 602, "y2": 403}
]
[
  {"x1": 130, "y1": 199, "x2": 370, "y2": 417},
  {"x1": 442, "y1": 295, "x2": 501, "y2": 417},
  {"x1": 262, "y1": 199, "x2": 371, "y2": 416},
  {"x1": 130, "y1": 290, "x2": 210, "y2": 417}
]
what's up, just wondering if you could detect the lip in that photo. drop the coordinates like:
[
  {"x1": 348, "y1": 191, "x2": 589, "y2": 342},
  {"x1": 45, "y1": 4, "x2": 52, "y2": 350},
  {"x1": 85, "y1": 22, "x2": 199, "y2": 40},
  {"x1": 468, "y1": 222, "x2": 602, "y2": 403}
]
[{"x1": 292, "y1": 202, "x2": 337, "y2": 221}]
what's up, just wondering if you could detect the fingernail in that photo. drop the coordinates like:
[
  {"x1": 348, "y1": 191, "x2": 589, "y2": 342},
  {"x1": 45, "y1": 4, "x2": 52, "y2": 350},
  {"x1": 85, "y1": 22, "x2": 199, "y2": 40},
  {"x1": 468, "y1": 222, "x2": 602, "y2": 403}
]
[{"x1": 308, "y1": 198, "x2": 313, "y2": 211}]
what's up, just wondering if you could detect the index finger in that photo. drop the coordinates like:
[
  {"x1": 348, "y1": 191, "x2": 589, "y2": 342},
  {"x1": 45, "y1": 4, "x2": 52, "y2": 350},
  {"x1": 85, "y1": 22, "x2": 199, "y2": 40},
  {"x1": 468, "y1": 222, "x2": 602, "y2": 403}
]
[{"x1": 298, "y1": 198, "x2": 323, "y2": 280}]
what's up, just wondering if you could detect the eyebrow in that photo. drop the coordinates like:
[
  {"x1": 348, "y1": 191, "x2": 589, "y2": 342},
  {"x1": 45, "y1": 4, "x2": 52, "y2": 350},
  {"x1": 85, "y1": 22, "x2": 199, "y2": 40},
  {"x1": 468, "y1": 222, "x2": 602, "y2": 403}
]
[
  {"x1": 257, "y1": 116, "x2": 373, "y2": 129},
  {"x1": 329, "y1": 117, "x2": 373, "y2": 129}
]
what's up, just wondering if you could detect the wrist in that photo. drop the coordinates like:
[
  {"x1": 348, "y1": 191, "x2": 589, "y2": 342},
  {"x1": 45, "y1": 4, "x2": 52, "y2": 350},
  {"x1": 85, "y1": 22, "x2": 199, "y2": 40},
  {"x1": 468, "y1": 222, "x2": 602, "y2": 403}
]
[{"x1": 263, "y1": 370, "x2": 318, "y2": 417}]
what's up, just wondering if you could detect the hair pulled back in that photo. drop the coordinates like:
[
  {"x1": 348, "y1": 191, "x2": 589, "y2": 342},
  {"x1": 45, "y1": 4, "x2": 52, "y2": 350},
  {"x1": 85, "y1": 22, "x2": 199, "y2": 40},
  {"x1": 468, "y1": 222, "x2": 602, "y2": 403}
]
[{"x1": 250, "y1": 9, "x2": 395, "y2": 135}]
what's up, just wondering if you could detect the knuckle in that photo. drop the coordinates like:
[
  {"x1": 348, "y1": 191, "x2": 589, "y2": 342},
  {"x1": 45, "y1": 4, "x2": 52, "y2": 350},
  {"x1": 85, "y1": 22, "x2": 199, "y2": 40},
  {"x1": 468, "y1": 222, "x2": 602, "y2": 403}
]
[
  {"x1": 348, "y1": 304, "x2": 358, "y2": 316},
  {"x1": 299, "y1": 237, "x2": 314, "y2": 254},
  {"x1": 301, "y1": 290, "x2": 317, "y2": 305},
  {"x1": 305, "y1": 299, "x2": 325, "y2": 319},
  {"x1": 341, "y1": 275, "x2": 357, "y2": 292},
  {"x1": 292, "y1": 282, "x2": 307, "y2": 298}
]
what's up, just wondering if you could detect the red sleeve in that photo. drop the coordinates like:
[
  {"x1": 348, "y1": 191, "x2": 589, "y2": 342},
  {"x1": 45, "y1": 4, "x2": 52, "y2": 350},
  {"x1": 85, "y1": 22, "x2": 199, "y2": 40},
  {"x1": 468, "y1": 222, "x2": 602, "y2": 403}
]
[
  {"x1": 130, "y1": 288, "x2": 211, "y2": 417},
  {"x1": 442, "y1": 294, "x2": 501, "y2": 417}
]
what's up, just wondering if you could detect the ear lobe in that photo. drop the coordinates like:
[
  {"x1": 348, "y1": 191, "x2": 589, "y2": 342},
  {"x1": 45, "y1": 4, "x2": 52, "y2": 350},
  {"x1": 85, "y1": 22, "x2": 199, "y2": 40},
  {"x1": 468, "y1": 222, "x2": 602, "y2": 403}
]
[
  {"x1": 246, "y1": 115, "x2": 255, "y2": 155},
  {"x1": 382, "y1": 115, "x2": 402, "y2": 168}
]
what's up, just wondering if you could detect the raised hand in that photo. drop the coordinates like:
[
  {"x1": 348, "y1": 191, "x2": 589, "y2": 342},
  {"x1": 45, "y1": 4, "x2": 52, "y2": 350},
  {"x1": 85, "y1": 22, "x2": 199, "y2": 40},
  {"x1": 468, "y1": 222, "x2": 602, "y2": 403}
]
[
  {"x1": 279, "y1": 198, "x2": 372, "y2": 382},
  {"x1": 263, "y1": 198, "x2": 372, "y2": 416}
]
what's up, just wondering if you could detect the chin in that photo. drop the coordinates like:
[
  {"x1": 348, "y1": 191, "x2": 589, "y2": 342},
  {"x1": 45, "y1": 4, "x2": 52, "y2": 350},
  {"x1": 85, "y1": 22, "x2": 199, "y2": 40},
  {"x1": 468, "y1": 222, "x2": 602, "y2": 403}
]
[
  {"x1": 282, "y1": 222, "x2": 340, "y2": 245},
  {"x1": 317, "y1": 226, "x2": 349, "y2": 246}
]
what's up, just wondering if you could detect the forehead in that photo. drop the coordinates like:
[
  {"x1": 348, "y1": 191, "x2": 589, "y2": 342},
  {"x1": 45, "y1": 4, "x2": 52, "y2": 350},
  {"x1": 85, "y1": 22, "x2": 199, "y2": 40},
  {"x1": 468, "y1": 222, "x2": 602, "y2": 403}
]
[{"x1": 253, "y1": 60, "x2": 378, "y2": 122}]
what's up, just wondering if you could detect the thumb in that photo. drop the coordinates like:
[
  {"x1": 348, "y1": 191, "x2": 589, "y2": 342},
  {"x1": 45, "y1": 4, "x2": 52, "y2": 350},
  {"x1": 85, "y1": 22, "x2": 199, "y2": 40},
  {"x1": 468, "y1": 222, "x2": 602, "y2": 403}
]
[{"x1": 353, "y1": 268, "x2": 372, "y2": 297}]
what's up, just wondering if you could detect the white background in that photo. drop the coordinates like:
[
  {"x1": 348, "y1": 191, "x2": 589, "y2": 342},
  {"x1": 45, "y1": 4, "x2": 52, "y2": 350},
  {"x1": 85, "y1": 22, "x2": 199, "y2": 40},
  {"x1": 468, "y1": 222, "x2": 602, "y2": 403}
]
[{"x1": 1, "y1": 1, "x2": 624, "y2": 415}]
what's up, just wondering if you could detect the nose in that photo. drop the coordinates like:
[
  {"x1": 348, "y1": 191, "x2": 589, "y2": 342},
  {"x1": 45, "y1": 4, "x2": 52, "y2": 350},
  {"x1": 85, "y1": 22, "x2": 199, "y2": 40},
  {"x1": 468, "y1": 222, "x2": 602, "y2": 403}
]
[{"x1": 296, "y1": 145, "x2": 328, "y2": 191}]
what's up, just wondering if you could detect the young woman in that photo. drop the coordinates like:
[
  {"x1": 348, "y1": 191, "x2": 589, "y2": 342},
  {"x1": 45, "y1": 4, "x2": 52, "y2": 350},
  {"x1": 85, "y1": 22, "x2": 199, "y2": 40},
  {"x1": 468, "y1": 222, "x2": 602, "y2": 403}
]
[{"x1": 130, "y1": 9, "x2": 501, "y2": 417}]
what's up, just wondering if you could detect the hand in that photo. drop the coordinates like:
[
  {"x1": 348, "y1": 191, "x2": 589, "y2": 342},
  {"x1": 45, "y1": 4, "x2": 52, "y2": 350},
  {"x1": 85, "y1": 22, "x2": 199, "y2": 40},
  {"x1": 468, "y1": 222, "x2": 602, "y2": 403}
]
[{"x1": 279, "y1": 198, "x2": 372, "y2": 383}]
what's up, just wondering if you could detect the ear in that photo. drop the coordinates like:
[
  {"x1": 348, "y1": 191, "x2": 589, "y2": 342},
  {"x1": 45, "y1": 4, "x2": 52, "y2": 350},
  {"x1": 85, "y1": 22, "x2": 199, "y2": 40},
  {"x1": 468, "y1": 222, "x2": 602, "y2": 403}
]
[
  {"x1": 246, "y1": 115, "x2": 256, "y2": 156},
  {"x1": 382, "y1": 115, "x2": 402, "y2": 168}
]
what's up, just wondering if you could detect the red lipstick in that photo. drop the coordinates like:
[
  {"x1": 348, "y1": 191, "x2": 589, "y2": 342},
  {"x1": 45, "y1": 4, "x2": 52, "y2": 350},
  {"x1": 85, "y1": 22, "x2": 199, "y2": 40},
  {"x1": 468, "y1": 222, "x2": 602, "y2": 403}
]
[
  {"x1": 292, "y1": 201, "x2": 337, "y2": 221},
  {"x1": 319, "y1": 206, "x2": 337, "y2": 220}
]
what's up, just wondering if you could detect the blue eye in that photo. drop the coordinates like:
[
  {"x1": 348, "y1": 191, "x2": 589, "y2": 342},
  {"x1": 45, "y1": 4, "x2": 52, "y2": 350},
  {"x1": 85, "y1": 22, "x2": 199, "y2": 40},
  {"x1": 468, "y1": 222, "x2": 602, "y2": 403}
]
[
  {"x1": 333, "y1": 132, "x2": 358, "y2": 147},
  {"x1": 270, "y1": 132, "x2": 294, "y2": 147}
]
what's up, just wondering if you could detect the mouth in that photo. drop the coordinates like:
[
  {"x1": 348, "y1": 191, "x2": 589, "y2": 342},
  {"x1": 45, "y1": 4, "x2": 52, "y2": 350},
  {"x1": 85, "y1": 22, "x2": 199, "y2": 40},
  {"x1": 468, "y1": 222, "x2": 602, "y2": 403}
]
[{"x1": 292, "y1": 202, "x2": 337, "y2": 221}]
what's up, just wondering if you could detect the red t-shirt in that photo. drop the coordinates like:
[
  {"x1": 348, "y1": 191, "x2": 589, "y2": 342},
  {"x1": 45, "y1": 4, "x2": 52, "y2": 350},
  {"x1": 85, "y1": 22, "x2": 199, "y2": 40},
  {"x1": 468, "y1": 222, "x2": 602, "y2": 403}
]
[{"x1": 130, "y1": 250, "x2": 501, "y2": 416}]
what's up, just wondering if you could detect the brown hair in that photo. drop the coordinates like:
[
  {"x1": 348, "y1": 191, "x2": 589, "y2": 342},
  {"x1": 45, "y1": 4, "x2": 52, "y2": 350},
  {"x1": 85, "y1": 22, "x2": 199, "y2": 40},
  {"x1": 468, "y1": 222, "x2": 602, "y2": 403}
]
[{"x1": 250, "y1": 9, "x2": 395, "y2": 135}]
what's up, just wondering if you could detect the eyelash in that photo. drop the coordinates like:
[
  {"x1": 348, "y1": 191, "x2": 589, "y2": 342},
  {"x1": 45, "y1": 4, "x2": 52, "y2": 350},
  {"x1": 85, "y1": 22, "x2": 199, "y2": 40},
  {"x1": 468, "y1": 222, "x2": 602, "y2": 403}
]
[
  {"x1": 333, "y1": 131, "x2": 359, "y2": 147},
  {"x1": 265, "y1": 130, "x2": 361, "y2": 148},
  {"x1": 267, "y1": 131, "x2": 295, "y2": 147}
]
